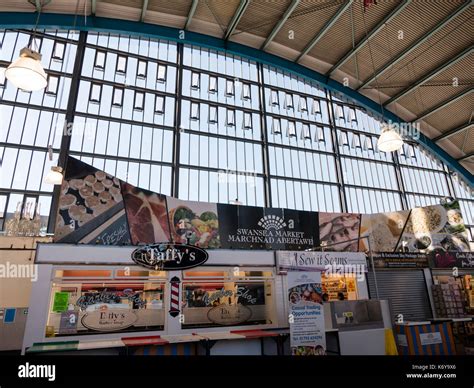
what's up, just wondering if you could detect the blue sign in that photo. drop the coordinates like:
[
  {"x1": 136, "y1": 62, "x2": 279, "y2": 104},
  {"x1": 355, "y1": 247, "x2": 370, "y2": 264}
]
[{"x1": 4, "y1": 308, "x2": 16, "y2": 323}]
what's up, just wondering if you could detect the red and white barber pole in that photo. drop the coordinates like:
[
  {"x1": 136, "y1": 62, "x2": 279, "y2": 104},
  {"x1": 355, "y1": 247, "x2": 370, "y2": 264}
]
[{"x1": 169, "y1": 276, "x2": 180, "y2": 317}]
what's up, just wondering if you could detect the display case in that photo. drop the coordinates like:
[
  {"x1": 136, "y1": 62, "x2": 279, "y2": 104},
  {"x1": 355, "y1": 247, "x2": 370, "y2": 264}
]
[
  {"x1": 181, "y1": 267, "x2": 276, "y2": 329},
  {"x1": 45, "y1": 267, "x2": 167, "y2": 337}
]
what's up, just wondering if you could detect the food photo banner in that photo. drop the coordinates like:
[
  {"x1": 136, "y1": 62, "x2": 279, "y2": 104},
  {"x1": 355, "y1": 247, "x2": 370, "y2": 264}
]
[{"x1": 54, "y1": 158, "x2": 472, "y2": 257}]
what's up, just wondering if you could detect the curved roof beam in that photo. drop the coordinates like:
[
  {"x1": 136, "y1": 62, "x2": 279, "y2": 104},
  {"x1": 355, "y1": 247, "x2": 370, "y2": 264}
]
[
  {"x1": 384, "y1": 46, "x2": 473, "y2": 106},
  {"x1": 0, "y1": 12, "x2": 471, "y2": 186},
  {"x1": 434, "y1": 123, "x2": 473, "y2": 143},
  {"x1": 357, "y1": 1, "x2": 472, "y2": 91},
  {"x1": 224, "y1": 0, "x2": 250, "y2": 40},
  {"x1": 458, "y1": 152, "x2": 474, "y2": 162},
  {"x1": 417, "y1": 87, "x2": 473, "y2": 122},
  {"x1": 296, "y1": 0, "x2": 352, "y2": 63},
  {"x1": 185, "y1": 0, "x2": 199, "y2": 30},
  {"x1": 327, "y1": 0, "x2": 412, "y2": 75},
  {"x1": 261, "y1": 0, "x2": 300, "y2": 51}
]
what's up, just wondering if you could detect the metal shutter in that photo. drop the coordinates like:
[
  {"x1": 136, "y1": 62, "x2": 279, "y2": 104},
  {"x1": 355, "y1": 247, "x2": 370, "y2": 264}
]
[{"x1": 367, "y1": 270, "x2": 432, "y2": 322}]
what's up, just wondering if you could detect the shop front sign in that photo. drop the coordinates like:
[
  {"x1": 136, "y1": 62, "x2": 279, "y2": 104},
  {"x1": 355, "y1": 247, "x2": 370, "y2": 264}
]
[
  {"x1": 429, "y1": 251, "x2": 473, "y2": 269},
  {"x1": 207, "y1": 304, "x2": 252, "y2": 326},
  {"x1": 131, "y1": 243, "x2": 208, "y2": 270},
  {"x1": 372, "y1": 252, "x2": 429, "y2": 269},
  {"x1": 372, "y1": 251, "x2": 474, "y2": 269},
  {"x1": 81, "y1": 309, "x2": 138, "y2": 332},
  {"x1": 277, "y1": 251, "x2": 367, "y2": 273},
  {"x1": 76, "y1": 289, "x2": 145, "y2": 310},
  {"x1": 202, "y1": 287, "x2": 257, "y2": 306}
]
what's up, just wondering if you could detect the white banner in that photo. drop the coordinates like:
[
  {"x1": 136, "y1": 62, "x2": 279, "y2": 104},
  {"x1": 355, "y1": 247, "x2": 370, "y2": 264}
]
[
  {"x1": 288, "y1": 271, "x2": 326, "y2": 356},
  {"x1": 277, "y1": 251, "x2": 367, "y2": 273}
]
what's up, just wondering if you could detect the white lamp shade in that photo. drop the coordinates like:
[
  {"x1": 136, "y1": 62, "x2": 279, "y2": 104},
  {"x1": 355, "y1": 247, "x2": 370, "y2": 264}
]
[
  {"x1": 5, "y1": 48, "x2": 47, "y2": 91},
  {"x1": 44, "y1": 167, "x2": 63, "y2": 185},
  {"x1": 377, "y1": 128, "x2": 403, "y2": 152}
]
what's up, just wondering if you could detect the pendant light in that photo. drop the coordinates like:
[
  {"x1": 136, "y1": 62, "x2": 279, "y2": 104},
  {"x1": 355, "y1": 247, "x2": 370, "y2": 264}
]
[
  {"x1": 44, "y1": 166, "x2": 64, "y2": 185},
  {"x1": 5, "y1": 47, "x2": 47, "y2": 91},
  {"x1": 377, "y1": 123, "x2": 403, "y2": 153},
  {"x1": 44, "y1": 145, "x2": 63, "y2": 185},
  {"x1": 5, "y1": 2, "x2": 48, "y2": 92},
  {"x1": 358, "y1": 4, "x2": 404, "y2": 153}
]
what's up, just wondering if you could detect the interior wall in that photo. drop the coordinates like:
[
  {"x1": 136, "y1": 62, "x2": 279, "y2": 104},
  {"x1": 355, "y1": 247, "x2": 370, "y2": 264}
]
[{"x1": 0, "y1": 236, "x2": 52, "y2": 351}]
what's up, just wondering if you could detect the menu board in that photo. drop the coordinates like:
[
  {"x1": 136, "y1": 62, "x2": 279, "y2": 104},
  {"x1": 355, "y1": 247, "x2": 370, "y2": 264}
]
[{"x1": 288, "y1": 271, "x2": 326, "y2": 356}]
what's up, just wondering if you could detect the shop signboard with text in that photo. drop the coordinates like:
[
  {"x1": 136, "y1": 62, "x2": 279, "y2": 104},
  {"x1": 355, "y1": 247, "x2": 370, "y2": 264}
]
[
  {"x1": 217, "y1": 205, "x2": 319, "y2": 250},
  {"x1": 131, "y1": 243, "x2": 209, "y2": 270},
  {"x1": 372, "y1": 251, "x2": 473, "y2": 269},
  {"x1": 277, "y1": 251, "x2": 367, "y2": 273}
]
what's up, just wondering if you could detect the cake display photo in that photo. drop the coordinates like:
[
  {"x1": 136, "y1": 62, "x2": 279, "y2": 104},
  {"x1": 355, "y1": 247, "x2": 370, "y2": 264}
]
[{"x1": 54, "y1": 157, "x2": 131, "y2": 245}]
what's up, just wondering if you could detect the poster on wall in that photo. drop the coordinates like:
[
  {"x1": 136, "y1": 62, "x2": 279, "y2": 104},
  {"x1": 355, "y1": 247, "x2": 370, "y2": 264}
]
[
  {"x1": 54, "y1": 157, "x2": 131, "y2": 245},
  {"x1": 122, "y1": 182, "x2": 171, "y2": 245},
  {"x1": 288, "y1": 271, "x2": 326, "y2": 356},
  {"x1": 166, "y1": 197, "x2": 220, "y2": 248},
  {"x1": 218, "y1": 204, "x2": 319, "y2": 250},
  {"x1": 319, "y1": 213, "x2": 361, "y2": 251}
]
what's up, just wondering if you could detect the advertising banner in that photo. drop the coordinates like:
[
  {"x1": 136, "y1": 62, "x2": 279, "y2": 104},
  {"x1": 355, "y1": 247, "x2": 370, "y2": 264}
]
[
  {"x1": 361, "y1": 203, "x2": 471, "y2": 255},
  {"x1": 54, "y1": 157, "x2": 131, "y2": 244},
  {"x1": 121, "y1": 182, "x2": 170, "y2": 245},
  {"x1": 54, "y1": 158, "x2": 471, "y2": 258},
  {"x1": 217, "y1": 204, "x2": 319, "y2": 250},
  {"x1": 288, "y1": 271, "x2": 326, "y2": 356},
  {"x1": 166, "y1": 197, "x2": 220, "y2": 248},
  {"x1": 319, "y1": 212, "x2": 361, "y2": 251}
]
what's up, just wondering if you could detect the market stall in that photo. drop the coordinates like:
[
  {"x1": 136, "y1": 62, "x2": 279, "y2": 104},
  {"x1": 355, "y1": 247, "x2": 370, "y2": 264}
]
[{"x1": 22, "y1": 244, "x2": 285, "y2": 355}]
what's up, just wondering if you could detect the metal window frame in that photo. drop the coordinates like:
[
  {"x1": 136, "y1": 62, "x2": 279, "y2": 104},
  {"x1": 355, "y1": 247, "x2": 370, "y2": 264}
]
[
  {"x1": 88, "y1": 82, "x2": 102, "y2": 103},
  {"x1": 1, "y1": 26, "x2": 473, "y2": 232},
  {"x1": 116, "y1": 54, "x2": 128, "y2": 74},
  {"x1": 1, "y1": 13, "x2": 470, "y2": 186},
  {"x1": 112, "y1": 86, "x2": 124, "y2": 107},
  {"x1": 93, "y1": 49, "x2": 106, "y2": 70}
]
